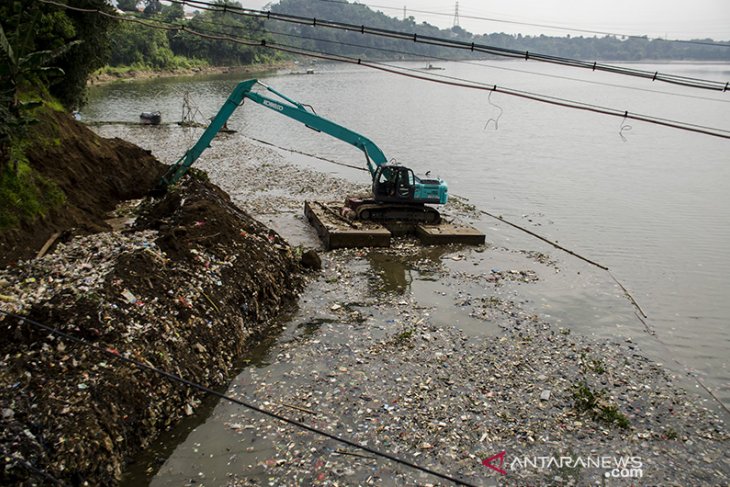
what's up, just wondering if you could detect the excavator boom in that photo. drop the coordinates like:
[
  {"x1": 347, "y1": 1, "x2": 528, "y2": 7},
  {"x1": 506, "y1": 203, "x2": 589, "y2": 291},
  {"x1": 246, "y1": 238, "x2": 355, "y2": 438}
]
[
  {"x1": 159, "y1": 79, "x2": 387, "y2": 187},
  {"x1": 157, "y1": 79, "x2": 447, "y2": 220}
]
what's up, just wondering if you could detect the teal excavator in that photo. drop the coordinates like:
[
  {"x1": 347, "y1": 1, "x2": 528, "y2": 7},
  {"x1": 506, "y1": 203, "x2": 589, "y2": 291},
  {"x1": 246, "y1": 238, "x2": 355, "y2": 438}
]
[{"x1": 157, "y1": 79, "x2": 448, "y2": 223}]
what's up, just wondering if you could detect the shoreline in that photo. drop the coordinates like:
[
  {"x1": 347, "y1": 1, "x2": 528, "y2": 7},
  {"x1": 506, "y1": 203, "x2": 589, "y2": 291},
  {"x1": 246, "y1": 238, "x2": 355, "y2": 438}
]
[
  {"x1": 87, "y1": 61, "x2": 296, "y2": 86},
  {"x1": 86, "y1": 58, "x2": 726, "y2": 87}
]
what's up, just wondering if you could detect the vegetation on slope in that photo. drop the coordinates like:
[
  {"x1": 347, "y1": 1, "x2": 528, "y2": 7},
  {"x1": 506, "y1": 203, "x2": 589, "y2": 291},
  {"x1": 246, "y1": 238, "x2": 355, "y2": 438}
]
[{"x1": 0, "y1": 0, "x2": 117, "y2": 233}]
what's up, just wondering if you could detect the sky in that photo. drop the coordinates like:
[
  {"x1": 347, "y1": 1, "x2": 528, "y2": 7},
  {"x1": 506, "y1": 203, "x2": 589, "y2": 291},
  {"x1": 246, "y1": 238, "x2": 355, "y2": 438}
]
[{"x1": 242, "y1": 0, "x2": 730, "y2": 41}]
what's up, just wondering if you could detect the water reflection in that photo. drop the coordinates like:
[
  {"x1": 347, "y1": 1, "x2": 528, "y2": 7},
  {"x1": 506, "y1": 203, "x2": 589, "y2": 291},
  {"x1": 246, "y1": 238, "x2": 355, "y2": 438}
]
[{"x1": 366, "y1": 245, "x2": 450, "y2": 294}]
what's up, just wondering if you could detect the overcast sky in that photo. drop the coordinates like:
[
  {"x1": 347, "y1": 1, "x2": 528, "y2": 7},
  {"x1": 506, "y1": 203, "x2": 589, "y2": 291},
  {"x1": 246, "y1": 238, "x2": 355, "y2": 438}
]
[{"x1": 244, "y1": 0, "x2": 730, "y2": 41}]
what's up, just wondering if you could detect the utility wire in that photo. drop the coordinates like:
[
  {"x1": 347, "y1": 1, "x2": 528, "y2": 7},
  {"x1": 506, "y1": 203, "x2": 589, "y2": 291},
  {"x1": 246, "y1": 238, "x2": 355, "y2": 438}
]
[
  {"x1": 169, "y1": 12, "x2": 730, "y2": 104},
  {"x1": 167, "y1": 29, "x2": 730, "y2": 138},
  {"x1": 170, "y1": 0, "x2": 730, "y2": 92},
  {"x1": 0, "y1": 309, "x2": 479, "y2": 487},
  {"x1": 244, "y1": 135, "x2": 368, "y2": 172},
  {"x1": 161, "y1": 13, "x2": 730, "y2": 136},
  {"x1": 40, "y1": 0, "x2": 730, "y2": 140},
  {"x1": 251, "y1": 22, "x2": 730, "y2": 104},
  {"x1": 317, "y1": 0, "x2": 730, "y2": 49}
]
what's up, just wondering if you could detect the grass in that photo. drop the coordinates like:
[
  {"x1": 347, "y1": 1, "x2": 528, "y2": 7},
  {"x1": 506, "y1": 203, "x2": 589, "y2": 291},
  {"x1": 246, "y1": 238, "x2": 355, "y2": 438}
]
[
  {"x1": 95, "y1": 57, "x2": 209, "y2": 76},
  {"x1": 0, "y1": 142, "x2": 65, "y2": 231},
  {"x1": 573, "y1": 381, "x2": 630, "y2": 429},
  {"x1": 664, "y1": 427, "x2": 679, "y2": 440},
  {"x1": 579, "y1": 351, "x2": 607, "y2": 375},
  {"x1": 393, "y1": 327, "x2": 415, "y2": 346},
  {"x1": 0, "y1": 92, "x2": 68, "y2": 232},
  {"x1": 589, "y1": 359, "x2": 606, "y2": 375}
]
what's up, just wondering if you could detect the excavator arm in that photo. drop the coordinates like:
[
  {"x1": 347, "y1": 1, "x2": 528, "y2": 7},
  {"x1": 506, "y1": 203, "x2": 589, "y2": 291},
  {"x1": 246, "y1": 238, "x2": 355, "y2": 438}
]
[
  {"x1": 156, "y1": 78, "x2": 447, "y2": 220},
  {"x1": 157, "y1": 79, "x2": 388, "y2": 190},
  {"x1": 246, "y1": 81, "x2": 389, "y2": 177}
]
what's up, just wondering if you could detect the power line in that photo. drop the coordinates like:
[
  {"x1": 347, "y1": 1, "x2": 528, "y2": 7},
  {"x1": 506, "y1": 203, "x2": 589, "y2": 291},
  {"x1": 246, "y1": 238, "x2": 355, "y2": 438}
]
[
  {"x1": 177, "y1": 17, "x2": 730, "y2": 117},
  {"x1": 168, "y1": 0, "x2": 730, "y2": 93},
  {"x1": 318, "y1": 0, "x2": 730, "y2": 48},
  {"x1": 245, "y1": 20, "x2": 730, "y2": 104},
  {"x1": 131, "y1": 9, "x2": 720, "y2": 104},
  {"x1": 158, "y1": 14, "x2": 730, "y2": 137},
  {"x1": 40, "y1": 0, "x2": 730, "y2": 139},
  {"x1": 0, "y1": 309, "x2": 480, "y2": 486}
]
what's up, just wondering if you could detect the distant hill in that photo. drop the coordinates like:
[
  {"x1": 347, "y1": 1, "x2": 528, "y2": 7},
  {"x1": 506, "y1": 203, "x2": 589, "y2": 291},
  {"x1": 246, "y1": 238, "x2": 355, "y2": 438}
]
[{"x1": 267, "y1": 0, "x2": 730, "y2": 62}]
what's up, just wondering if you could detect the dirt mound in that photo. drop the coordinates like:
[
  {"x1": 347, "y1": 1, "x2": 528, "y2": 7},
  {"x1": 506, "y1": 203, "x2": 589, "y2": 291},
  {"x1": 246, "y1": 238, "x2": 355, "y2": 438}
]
[
  {"x1": 0, "y1": 175, "x2": 304, "y2": 485},
  {"x1": 0, "y1": 110, "x2": 165, "y2": 268},
  {"x1": 0, "y1": 111, "x2": 306, "y2": 484}
]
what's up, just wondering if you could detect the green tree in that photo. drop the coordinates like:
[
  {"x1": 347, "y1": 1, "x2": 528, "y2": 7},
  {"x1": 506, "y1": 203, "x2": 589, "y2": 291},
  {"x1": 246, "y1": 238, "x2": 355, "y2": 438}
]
[
  {"x1": 0, "y1": 0, "x2": 115, "y2": 109},
  {"x1": 143, "y1": 0, "x2": 162, "y2": 16},
  {"x1": 0, "y1": 8, "x2": 81, "y2": 166},
  {"x1": 108, "y1": 21, "x2": 176, "y2": 68},
  {"x1": 170, "y1": 1, "x2": 271, "y2": 65},
  {"x1": 117, "y1": 0, "x2": 139, "y2": 12},
  {"x1": 161, "y1": 3, "x2": 184, "y2": 23}
]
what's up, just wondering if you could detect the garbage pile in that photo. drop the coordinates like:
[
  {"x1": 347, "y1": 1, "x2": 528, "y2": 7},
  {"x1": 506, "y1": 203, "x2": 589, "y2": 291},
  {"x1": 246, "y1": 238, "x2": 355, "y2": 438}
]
[{"x1": 0, "y1": 177, "x2": 305, "y2": 485}]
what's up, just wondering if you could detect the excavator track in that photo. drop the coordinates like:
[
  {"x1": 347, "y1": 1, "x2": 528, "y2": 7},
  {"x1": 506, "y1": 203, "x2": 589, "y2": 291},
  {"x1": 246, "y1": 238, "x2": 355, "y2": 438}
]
[{"x1": 355, "y1": 203, "x2": 441, "y2": 224}]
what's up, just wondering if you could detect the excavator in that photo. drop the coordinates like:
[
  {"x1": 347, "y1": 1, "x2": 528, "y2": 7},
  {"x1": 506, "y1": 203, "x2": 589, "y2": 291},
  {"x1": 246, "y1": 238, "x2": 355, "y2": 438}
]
[{"x1": 157, "y1": 79, "x2": 448, "y2": 223}]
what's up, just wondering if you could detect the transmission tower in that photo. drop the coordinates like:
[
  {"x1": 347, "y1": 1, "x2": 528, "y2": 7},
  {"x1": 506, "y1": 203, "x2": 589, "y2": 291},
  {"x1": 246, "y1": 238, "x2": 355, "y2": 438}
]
[{"x1": 453, "y1": 1, "x2": 460, "y2": 27}]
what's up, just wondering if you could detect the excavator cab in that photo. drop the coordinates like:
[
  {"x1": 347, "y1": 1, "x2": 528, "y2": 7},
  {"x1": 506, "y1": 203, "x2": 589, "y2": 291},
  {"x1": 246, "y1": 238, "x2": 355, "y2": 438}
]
[{"x1": 373, "y1": 164, "x2": 415, "y2": 202}]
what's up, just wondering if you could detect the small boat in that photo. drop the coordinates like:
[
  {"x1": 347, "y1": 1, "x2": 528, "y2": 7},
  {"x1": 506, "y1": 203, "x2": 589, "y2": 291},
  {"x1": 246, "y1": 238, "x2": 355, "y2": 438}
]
[
  {"x1": 423, "y1": 63, "x2": 444, "y2": 70},
  {"x1": 140, "y1": 111, "x2": 161, "y2": 125}
]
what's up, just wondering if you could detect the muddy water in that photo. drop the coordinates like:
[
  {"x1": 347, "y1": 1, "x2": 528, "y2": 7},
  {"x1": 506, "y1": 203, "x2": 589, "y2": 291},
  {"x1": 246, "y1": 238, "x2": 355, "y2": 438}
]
[
  {"x1": 86, "y1": 61, "x2": 729, "y2": 483},
  {"x1": 121, "y1": 238, "x2": 640, "y2": 486},
  {"x1": 98, "y1": 122, "x2": 677, "y2": 484},
  {"x1": 85, "y1": 63, "x2": 729, "y2": 411}
]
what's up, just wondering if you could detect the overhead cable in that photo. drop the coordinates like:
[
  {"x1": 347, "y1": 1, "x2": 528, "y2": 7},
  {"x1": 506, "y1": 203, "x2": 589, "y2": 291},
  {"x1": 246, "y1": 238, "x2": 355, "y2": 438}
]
[
  {"x1": 318, "y1": 0, "x2": 730, "y2": 49},
  {"x1": 38, "y1": 0, "x2": 730, "y2": 140},
  {"x1": 169, "y1": 0, "x2": 730, "y2": 92},
  {"x1": 175, "y1": 15, "x2": 730, "y2": 103},
  {"x1": 249, "y1": 21, "x2": 730, "y2": 103},
  {"x1": 0, "y1": 309, "x2": 479, "y2": 487}
]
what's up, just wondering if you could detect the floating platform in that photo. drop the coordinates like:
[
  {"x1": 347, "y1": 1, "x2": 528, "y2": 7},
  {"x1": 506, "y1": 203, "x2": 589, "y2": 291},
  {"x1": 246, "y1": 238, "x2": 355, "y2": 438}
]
[
  {"x1": 305, "y1": 201, "x2": 390, "y2": 249},
  {"x1": 416, "y1": 223, "x2": 486, "y2": 246},
  {"x1": 304, "y1": 201, "x2": 485, "y2": 250}
]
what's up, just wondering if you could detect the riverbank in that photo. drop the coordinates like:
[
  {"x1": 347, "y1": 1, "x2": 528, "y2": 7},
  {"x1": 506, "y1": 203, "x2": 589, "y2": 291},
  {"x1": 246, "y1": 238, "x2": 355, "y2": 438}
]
[
  {"x1": 93, "y1": 123, "x2": 730, "y2": 486},
  {"x1": 0, "y1": 114, "x2": 306, "y2": 484},
  {"x1": 88, "y1": 61, "x2": 296, "y2": 86}
]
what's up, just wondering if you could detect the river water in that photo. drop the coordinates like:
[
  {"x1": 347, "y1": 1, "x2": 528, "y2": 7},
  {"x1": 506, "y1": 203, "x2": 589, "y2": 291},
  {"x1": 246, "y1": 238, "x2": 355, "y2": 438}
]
[{"x1": 85, "y1": 60, "x2": 729, "y2": 477}]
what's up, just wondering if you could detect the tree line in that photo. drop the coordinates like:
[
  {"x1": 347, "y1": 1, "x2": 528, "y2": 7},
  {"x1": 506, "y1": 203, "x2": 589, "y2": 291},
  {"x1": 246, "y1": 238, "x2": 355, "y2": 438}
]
[
  {"x1": 109, "y1": 0, "x2": 276, "y2": 69},
  {"x1": 268, "y1": 0, "x2": 730, "y2": 62},
  {"x1": 107, "y1": 0, "x2": 730, "y2": 73}
]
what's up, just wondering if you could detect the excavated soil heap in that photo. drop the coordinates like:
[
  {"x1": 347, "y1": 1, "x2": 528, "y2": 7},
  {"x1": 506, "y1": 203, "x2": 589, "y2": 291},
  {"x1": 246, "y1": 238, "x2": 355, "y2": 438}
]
[
  {"x1": 0, "y1": 110, "x2": 164, "y2": 267},
  {"x1": 0, "y1": 113, "x2": 304, "y2": 485}
]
